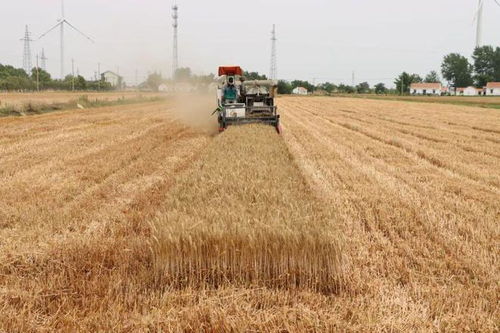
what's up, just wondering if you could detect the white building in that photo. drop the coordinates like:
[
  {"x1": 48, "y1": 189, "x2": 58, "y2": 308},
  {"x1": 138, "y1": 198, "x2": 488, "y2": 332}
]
[
  {"x1": 292, "y1": 86, "x2": 308, "y2": 95},
  {"x1": 410, "y1": 83, "x2": 442, "y2": 96},
  {"x1": 485, "y1": 82, "x2": 500, "y2": 96},
  {"x1": 101, "y1": 71, "x2": 123, "y2": 88},
  {"x1": 158, "y1": 84, "x2": 169, "y2": 92},
  {"x1": 456, "y1": 86, "x2": 481, "y2": 96}
]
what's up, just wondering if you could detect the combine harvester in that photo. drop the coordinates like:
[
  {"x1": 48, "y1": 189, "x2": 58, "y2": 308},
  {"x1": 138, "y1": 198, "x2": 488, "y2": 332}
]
[{"x1": 214, "y1": 66, "x2": 281, "y2": 133}]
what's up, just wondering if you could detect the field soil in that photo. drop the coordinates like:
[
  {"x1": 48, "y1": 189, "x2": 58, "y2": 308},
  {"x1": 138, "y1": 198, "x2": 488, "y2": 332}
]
[{"x1": 0, "y1": 97, "x2": 498, "y2": 331}]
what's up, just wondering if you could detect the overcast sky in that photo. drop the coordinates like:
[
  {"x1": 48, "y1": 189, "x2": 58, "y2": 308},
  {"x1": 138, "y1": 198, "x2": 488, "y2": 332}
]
[{"x1": 1, "y1": 0, "x2": 499, "y2": 87}]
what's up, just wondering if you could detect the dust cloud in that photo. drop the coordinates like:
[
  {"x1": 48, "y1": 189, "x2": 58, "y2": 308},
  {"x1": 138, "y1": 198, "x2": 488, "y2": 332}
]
[{"x1": 170, "y1": 91, "x2": 219, "y2": 135}]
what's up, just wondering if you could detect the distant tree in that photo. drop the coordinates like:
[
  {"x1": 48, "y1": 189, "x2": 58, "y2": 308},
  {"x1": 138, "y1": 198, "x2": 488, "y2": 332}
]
[
  {"x1": 277, "y1": 80, "x2": 293, "y2": 94},
  {"x1": 374, "y1": 83, "x2": 387, "y2": 94},
  {"x1": 0, "y1": 64, "x2": 29, "y2": 80},
  {"x1": 441, "y1": 53, "x2": 473, "y2": 88},
  {"x1": 0, "y1": 76, "x2": 33, "y2": 90},
  {"x1": 394, "y1": 72, "x2": 422, "y2": 94},
  {"x1": 472, "y1": 46, "x2": 500, "y2": 87},
  {"x1": 174, "y1": 67, "x2": 191, "y2": 82},
  {"x1": 337, "y1": 84, "x2": 355, "y2": 94},
  {"x1": 424, "y1": 71, "x2": 441, "y2": 83},
  {"x1": 318, "y1": 82, "x2": 336, "y2": 93},
  {"x1": 243, "y1": 71, "x2": 267, "y2": 80},
  {"x1": 291, "y1": 80, "x2": 315, "y2": 92},
  {"x1": 146, "y1": 72, "x2": 163, "y2": 91},
  {"x1": 75, "y1": 75, "x2": 87, "y2": 90},
  {"x1": 356, "y1": 82, "x2": 370, "y2": 94},
  {"x1": 30, "y1": 68, "x2": 52, "y2": 89}
]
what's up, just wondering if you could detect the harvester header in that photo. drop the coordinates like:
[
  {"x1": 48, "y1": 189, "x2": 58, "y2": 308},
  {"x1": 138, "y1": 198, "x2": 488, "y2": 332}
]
[{"x1": 218, "y1": 66, "x2": 243, "y2": 76}]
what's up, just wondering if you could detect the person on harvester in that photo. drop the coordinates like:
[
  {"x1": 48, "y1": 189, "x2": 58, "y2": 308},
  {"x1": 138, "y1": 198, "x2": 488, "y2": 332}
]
[{"x1": 222, "y1": 76, "x2": 238, "y2": 103}]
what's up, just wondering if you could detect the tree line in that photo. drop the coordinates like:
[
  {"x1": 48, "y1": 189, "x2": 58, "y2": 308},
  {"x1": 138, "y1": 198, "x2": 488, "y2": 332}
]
[
  {"x1": 395, "y1": 45, "x2": 500, "y2": 94},
  {"x1": 276, "y1": 45, "x2": 499, "y2": 95},
  {"x1": 0, "y1": 64, "x2": 114, "y2": 91}
]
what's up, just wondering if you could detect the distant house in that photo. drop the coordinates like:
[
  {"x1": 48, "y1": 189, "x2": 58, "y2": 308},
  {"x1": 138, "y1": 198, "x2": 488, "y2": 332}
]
[
  {"x1": 101, "y1": 71, "x2": 123, "y2": 89},
  {"x1": 292, "y1": 87, "x2": 308, "y2": 95},
  {"x1": 410, "y1": 83, "x2": 441, "y2": 96},
  {"x1": 158, "y1": 84, "x2": 169, "y2": 92},
  {"x1": 456, "y1": 86, "x2": 480, "y2": 96},
  {"x1": 485, "y1": 82, "x2": 500, "y2": 96}
]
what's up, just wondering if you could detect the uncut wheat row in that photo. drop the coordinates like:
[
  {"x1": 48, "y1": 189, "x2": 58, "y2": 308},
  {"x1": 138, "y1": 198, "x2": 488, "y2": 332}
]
[{"x1": 151, "y1": 124, "x2": 345, "y2": 293}]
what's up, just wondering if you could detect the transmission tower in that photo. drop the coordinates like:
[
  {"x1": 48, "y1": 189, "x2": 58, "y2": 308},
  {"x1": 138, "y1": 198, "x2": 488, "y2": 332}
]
[
  {"x1": 41, "y1": 48, "x2": 48, "y2": 71},
  {"x1": 270, "y1": 24, "x2": 277, "y2": 81},
  {"x1": 172, "y1": 4, "x2": 179, "y2": 78},
  {"x1": 21, "y1": 25, "x2": 33, "y2": 74}
]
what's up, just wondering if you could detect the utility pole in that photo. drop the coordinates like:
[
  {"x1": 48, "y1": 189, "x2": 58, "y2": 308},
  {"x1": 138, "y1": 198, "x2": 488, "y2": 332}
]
[
  {"x1": 352, "y1": 71, "x2": 355, "y2": 88},
  {"x1": 270, "y1": 24, "x2": 277, "y2": 81},
  {"x1": 21, "y1": 25, "x2": 33, "y2": 74},
  {"x1": 71, "y1": 58, "x2": 75, "y2": 91},
  {"x1": 41, "y1": 48, "x2": 47, "y2": 71},
  {"x1": 135, "y1": 69, "x2": 138, "y2": 88},
  {"x1": 401, "y1": 76, "x2": 404, "y2": 95},
  {"x1": 97, "y1": 62, "x2": 101, "y2": 91},
  {"x1": 36, "y1": 54, "x2": 40, "y2": 91}
]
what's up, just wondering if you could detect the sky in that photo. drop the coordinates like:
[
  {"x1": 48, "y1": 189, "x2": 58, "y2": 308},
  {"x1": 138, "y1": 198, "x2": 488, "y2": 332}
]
[{"x1": 0, "y1": 0, "x2": 499, "y2": 87}]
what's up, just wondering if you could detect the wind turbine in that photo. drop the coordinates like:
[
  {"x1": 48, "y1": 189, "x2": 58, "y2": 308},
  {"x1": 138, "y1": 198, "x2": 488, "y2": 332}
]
[
  {"x1": 38, "y1": 0, "x2": 94, "y2": 78},
  {"x1": 475, "y1": 0, "x2": 484, "y2": 48},
  {"x1": 475, "y1": 0, "x2": 500, "y2": 48}
]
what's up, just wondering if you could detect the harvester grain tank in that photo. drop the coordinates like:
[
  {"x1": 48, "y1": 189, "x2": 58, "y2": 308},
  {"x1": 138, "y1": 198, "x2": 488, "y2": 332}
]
[{"x1": 214, "y1": 66, "x2": 281, "y2": 133}]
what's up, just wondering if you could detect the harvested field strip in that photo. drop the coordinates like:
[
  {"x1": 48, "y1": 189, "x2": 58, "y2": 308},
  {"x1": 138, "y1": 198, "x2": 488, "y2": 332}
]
[
  {"x1": 291, "y1": 100, "x2": 500, "y2": 188},
  {"x1": 152, "y1": 124, "x2": 345, "y2": 293},
  {"x1": 280, "y1": 97, "x2": 499, "y2": 330}
]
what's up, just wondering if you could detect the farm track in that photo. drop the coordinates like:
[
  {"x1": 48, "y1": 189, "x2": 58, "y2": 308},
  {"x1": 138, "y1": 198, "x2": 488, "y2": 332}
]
[{"x1": 0, "y1": 96, "x2": 498, "y2": 331}]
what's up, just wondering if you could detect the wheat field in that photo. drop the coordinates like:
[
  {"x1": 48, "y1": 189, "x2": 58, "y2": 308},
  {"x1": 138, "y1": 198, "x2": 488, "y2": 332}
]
[
  {"x1": 0, "y1": 96, "x2": 498, "y2": 331},
  {"x1": 0, "y1": 91, "x2": 164, "y2": 108}
]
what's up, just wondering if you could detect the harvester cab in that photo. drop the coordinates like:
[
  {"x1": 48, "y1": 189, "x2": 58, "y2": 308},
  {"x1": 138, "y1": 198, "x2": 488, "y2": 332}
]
[{"x1": 215, "y1": 66, "x2": 281, "y2": 133}]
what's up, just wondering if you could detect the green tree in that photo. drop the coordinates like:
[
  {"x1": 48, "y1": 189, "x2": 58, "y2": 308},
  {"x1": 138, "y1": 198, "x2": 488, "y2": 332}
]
[
  {"x1": 394, "y1": 72, "x2": 422, "y2": 95},
  {"x1": 337, "y1": 84, "x2": 354, "y2": 94},
  {"x1": 277, "y1": 80, "x2": 292, "y2": 94},
  {"x1": 318, "y1": 82, "x2": 336, "y2": 93},
  {"x1": 424, "y1": 71, "x2": 441, "y2": 83},
  {"x1": 441, "y1": 53, "x2": 473, "y2": 88},
  {"x1": 146, "y1": 72, "x2": 163, "y2": 91},
  {"x1": 356, "y1": 82, "x2": 370, "y2": 94},
  {"x1": 0, "y1": 64, "x2": 29, "y2": 80},
  {"x1": 291, "y1": 80, "x2": 315, "y2": 92},
  {"x1": 374, "y1": 83, "x2": 387, "y2": 94},
  {"x1": 31, "y1": 68, "x2": 52, "y2": 89},
  {"x1": 174, "y1": 67, "x2": 191, "y2": 82},
  {"x1": 243, "y1": 71, "x2": 267, "y2": 80},
  {"x1": 472, "y1": 46, "x2": 500, "y2": 87}
]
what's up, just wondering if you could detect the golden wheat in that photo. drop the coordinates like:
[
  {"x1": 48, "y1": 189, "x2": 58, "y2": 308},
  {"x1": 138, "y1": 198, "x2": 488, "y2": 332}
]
[{"x1": 0, "y1": 96, "x2": 498, "y2": 331}]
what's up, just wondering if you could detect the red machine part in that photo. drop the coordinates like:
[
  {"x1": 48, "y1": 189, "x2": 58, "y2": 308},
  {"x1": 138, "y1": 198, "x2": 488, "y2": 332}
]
[{"x1": 218, "y1": 66, "x2": 243, "y2": 76}]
